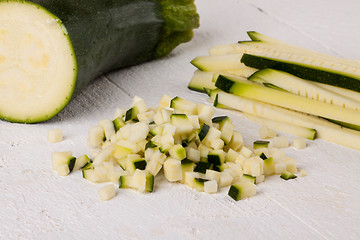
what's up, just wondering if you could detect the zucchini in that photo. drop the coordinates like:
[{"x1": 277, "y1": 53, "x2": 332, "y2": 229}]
[
  {"x1": 0, "y1": 0, "x2": 199, "y2": 123},
  {"x1": 228, "y1": 180, "x2": 256, "y2": 201},
  {"x1": 253, "y1": 140, "x2": 269, "y2": 149},
  {"x1": 241, "y1": 53, "x2": 360, "y2": 93},
  {"x1": 249, "y1": 69, "x2": 360, "y2": 111},
  {"x1": 213, "y1": 90, "x2": 360, "y2": 150},
  {"x1": 187, "y1": 70, "x2": 216, "y2": 93},
  {"x1": 280, "y1": 171, "x2": 297, "y2": 180},
  {"x1": 246, "y1": 113, "x2": 317, "y2": 140},
  {"x1": 191, "y1": 54, "x2": 247, "y2": 71},
  {"x1": 215, "y1": 74, "x2": 360, "y2": 126}
]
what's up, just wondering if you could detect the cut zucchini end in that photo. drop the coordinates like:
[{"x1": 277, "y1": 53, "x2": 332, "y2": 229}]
[{"x1": 0, "y1": 1, "x2": 77, "y2": 123}]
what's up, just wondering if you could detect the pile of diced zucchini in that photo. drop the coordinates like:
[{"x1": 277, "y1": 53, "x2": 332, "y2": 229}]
[{"x1": 52, "y1": 95, "x2": 301, "y2": 201}]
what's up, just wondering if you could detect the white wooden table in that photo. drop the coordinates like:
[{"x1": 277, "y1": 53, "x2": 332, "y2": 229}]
[{"x1": 1, "y1": 0, "x2": 360, "y2": 239}]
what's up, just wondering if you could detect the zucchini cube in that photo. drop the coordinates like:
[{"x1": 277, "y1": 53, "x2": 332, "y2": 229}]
[
  {"x1": 180, "y1": 159, "x2": 196, "y2": 183},
  {"x1": 98, "y1": 184, "x2": 116, "y2": 201},
  {"x1": 228, "y1": 181, "x2": 256, "y2": 201},
  {"x1": 170, "y1": 114, "x2": 194, "y2": 135},
  {"x1": 163, "y1": 157, "x2": 182, "y2": 182},
  {"x1": 131, "y1": 169, "x2": 154, "y2": 192},
  {"x1": 126, "y1": 158, "x2": 147, "y2": 174},
  {"x1": 207, "y1": 149, "x2": 225, "y2": 166},
  {"x1": 113, "y1": 117, "x2": 125, "y2": 132},
  {"x1": 253, "y1": 140, "x2": 270, "y2": 150},
  {"x1": 169, "y1": 144, "x2": 186, "y2": 160},
  {"x1": 204, "y1": 180, "x2": 218, "y2": 194},
  {"x1": 170, "y1": 96, "x2": 197, "y2": 115},
  {"x1": 280, "y1": 170, "x2": 297, "y2": 180},
  {"x1": 52, "y1": 151, "x2": 76, "y2": 173}
]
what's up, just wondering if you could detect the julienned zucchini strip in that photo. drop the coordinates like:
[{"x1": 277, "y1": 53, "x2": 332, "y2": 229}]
[
  {"x1": 215, "y1": 74, "x2": 360, "y2": 126},
  {"x1": 243, "y1": 113, "x2": 317, "y2": 140},
  {"x1": 241, "y1": 53, "x2": 360, "y2": 93},
  {"x1": 248, "y1": 68, "x2": 360, "y2": 111},
  {"x1": 212, "y1": 91, "x2": 360, "y2": 150},
  {"x1": 210, "y1": 31, "x2": 360, "y2": 70}
]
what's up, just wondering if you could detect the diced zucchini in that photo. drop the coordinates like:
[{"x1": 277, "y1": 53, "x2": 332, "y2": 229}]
[
  {"x1": 280, "y1": 171, "x2": 297, "y2": 180},
  {"x1": 126, "y1": 158, "x2": 147, "y2": 175},
  {"x1": 241, "y1": 174, "x2": 256, "y2": 184},
  {"x1": 47, "y1": 128, "x2": 63, "y2": 143},
  {"x1": 193, "y1": 178, "x2": 208, "y2": 192},
  {"x1": 185, "y1": 147, "x2": 201, "y2": 163},
  {"x1": 145, "y1": 141, "x2": 158, "y2": 150},
  {"x1": 130, "y1": 169, "x2": 154, "y2": 193},
  {"x1": 119, "y1": 175, "x2": 133, "y2": 189},
  {"x1": 52, "y1": 151, "x2": 76, "y2": 173},
  {"x1": 170, "y1": 114, "x2": 194, "y2": 135},
  {"x1": 56, "y1": 164, "x2": 70, "y2": 176},
  {"x1": 98, "y1": 184, "x2": 116, "y2": 201},
  {"x1": 263, "y1": 157, "x2": 275, "y2": 176},
  {"x1": 99, "y1": 119, "x2": 116, "y2": 141},
  {"x1": 218, "y1": 170, "x2": 234, "y2": 188},
  {"x1": 207, "y1": 149, "x2": 225, "y2": 166},
  {"x1": 180, "y1": 159, "x2": 196, "y2": 183},
  {"x1": 197, "y1": 104, "x2": 215, "y2": 125},
  {"x1": 163, "y1": 157, "x2": 182, "y2": 182},
  {"x1": 204, "y1": 180, "x2": 218, "y2": 194},
  {"x1": 169, "y1": 144, "x2": 186, "y2": 160},
  {"x1": 149, "y1": 125, "x2": 163, "y2": 136},
  {"x1": 194, "y1": 161, "x2": 212, "y2": 174},
  {"x1": 125, "y1": 106, "x2": 140, "y2": 122},
  {"x1": 170, "y1": 96, "x2": 197, "y2": 115},
  {"x1": 113, "y1": 117, "x2": 125, "y2": 132},
  {"x1": 228, "y1": 181, "x2": 256, "y2": 201},
  {"x1": 228, "y1": 131, "x2": 244, "y2": 151},
  {"x1": 88, "y1": 126, "x2": 105, "y2": 147},
  {"x1": 198, "y1": 123, "x2": 210, "y2": 141},
  {"x1": 212, "y1": 116, "x2": 234, "y2": 144},
  {"x1": 253, "y1": 140, "x2": 270, "y2": 149},
  {"x1": 74, "y1": 154, "x2": 91, "y2": 171}
]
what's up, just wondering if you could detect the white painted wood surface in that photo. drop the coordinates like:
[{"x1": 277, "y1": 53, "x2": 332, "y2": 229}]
[{"x1": 1, "y1": 0, "x2": 360, "y2": 239}]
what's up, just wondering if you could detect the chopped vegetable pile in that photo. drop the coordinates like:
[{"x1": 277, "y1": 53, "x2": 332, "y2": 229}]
[
  {"x1": 188, "y1": 31, "x2": 360, "y2": 150},
  {"x1": 52, "y1": 95, "x2": 304, "y2": 201}
]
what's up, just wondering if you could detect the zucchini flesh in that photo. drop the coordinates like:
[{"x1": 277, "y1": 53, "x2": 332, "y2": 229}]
[
  {"x1": 241, "y1": 53, "x2": 360, "y2": 93},
  {"x1": 0, "y1": 0, "x2": 199, "y2": 123},
  {"x1": 215, "y1": 74, "x2": 360, "y2": 126},
  {"x1": 249, "y1": 68, "x2": 360, "y2": 111}
]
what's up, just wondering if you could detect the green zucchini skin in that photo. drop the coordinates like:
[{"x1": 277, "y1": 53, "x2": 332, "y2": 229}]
[
  {"x1": 0, "y1": 0, "x2": 198, "y2": 123},
  {"x1": 241, "y1": 53, "x2": 360, "y2": 93},
  {"x1": 31, "y1": 0, "x2": 199, "y2": 94}
]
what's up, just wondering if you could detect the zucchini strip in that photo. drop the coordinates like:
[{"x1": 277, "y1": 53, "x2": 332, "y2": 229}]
[
  {"x1": 215, "y1": 75, "x2": 360, "y2": 126},
  {"x1": 212, "y1": 91, "x2": 360, "y2": 150},
  {"x1": 241, "y1": 53, "x2": 360, "y2": 93},
  {"x1": 249, "y1": 68, "x2": 360, "y2": 111},
  {"x1": 244, "y1": 113, "x2": 317, "y2": 140}
]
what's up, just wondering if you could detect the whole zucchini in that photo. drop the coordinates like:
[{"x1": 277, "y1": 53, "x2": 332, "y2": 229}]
[{"x1": 0, "y1": 0, "x2": 199, "y2": 123}]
